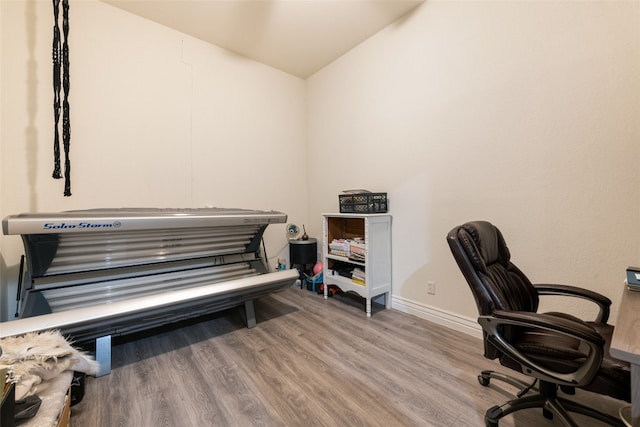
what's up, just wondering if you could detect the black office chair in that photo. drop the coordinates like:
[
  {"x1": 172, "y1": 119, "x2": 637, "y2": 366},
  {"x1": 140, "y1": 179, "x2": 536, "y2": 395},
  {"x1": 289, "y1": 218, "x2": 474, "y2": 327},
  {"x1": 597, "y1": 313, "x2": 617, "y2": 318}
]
[{"x1": 447, "y1": 221, "x2": 630, "y2": 427}]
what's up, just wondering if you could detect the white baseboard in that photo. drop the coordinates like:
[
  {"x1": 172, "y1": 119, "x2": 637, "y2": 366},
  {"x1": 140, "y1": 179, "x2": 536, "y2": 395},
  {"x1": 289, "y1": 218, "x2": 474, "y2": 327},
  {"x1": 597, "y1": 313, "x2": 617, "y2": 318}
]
[{"x1": 391, "y1": 295, "x2": 482, "y2": 339}]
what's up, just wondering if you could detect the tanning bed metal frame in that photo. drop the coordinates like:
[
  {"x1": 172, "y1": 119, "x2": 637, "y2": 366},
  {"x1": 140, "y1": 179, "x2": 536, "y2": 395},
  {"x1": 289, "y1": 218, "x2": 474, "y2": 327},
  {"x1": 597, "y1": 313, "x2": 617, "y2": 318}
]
[{"x1": 1, "y1": 208, "x2": 299, "y2": 375}]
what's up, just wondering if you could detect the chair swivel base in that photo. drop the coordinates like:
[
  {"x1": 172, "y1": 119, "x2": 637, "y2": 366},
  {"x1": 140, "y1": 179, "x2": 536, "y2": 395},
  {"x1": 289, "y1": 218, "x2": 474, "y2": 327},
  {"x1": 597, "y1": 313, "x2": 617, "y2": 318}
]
[
  {"x1": 478, "y1": 370, "x2": 535, "y2": 393},
  {"x1": 480, "y1": 374, "x2": 625, "y2": 427}
]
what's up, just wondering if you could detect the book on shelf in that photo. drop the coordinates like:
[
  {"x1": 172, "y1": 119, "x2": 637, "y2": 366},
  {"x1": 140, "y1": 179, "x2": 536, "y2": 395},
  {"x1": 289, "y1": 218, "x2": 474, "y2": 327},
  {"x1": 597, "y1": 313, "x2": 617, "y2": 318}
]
[
  {"x1": 351, "y1": 267, "x2": 365, "y2": 285},
  {"x1": 329, "y1": 238, "x2": 366, "y2": 261}
]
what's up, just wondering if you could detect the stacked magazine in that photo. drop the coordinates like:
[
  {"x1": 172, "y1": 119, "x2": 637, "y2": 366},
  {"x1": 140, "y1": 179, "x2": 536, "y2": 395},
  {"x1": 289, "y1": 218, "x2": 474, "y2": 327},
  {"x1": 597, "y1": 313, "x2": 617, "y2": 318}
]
[
  {"x1": 329, "y1": 237, "x2": 366, "y2": 262},
  {"x1": 351, "y1": 267, "x2": 366, "y2": 285}
]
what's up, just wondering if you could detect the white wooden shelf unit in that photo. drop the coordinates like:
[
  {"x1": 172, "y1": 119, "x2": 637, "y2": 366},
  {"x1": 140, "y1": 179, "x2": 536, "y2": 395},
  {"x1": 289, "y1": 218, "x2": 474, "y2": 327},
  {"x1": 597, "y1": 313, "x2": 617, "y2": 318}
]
[{"x1": 322, "y1": 213, "x2": 392, "y2": 317}]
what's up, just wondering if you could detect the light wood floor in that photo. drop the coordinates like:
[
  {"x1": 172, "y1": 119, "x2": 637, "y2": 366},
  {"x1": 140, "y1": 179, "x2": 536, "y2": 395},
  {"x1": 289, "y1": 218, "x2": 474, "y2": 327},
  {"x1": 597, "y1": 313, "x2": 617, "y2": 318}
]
[{"x1": 70, "y1": 286, "x2": 626, "y2": 427}]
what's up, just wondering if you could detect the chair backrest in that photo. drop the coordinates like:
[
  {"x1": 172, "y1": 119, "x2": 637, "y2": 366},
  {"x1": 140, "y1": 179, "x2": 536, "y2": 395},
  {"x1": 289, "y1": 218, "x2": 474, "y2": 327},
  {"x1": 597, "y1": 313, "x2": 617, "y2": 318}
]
[
  {"x1": 447, "y1": 221, "x2": 542, "y2": 358},
  {"x1": 447, "y1": 221, "x2": 540, "y2": 315}
]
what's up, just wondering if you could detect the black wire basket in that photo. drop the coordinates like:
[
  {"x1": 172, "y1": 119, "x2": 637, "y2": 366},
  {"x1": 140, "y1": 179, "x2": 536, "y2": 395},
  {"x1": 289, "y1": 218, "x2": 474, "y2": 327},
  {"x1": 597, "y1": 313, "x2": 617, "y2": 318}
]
[{"x1": 339, "y1": 193, "x2": 388, "y2": 213}]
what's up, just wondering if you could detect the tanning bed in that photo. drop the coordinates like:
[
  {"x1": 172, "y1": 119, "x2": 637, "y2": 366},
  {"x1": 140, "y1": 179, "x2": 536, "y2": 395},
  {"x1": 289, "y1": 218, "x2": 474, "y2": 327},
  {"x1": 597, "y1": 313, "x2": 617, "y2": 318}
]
[{"x1": 1, "y1": 208, "x2": 298, "y2": 374}]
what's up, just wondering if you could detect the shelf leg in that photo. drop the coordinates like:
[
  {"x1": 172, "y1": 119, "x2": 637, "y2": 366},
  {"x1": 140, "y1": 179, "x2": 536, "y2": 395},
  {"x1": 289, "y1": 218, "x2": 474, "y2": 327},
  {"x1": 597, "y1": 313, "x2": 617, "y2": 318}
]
[{"x1": 366, "y1": 298, "x2": 372, "y2": 317}]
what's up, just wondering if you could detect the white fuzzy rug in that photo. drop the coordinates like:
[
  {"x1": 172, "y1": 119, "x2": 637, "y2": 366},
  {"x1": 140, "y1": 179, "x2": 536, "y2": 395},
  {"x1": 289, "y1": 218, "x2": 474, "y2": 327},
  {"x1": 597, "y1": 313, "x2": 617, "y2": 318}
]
[{"x1": 0, "y1": 330, "x2": 100, "y2": 400}]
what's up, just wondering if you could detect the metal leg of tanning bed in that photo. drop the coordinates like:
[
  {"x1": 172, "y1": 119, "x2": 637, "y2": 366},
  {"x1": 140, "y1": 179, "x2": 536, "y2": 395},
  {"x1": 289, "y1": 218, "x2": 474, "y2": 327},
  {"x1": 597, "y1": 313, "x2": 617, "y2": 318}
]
[
  {"x1": 241, "y1": 300, "x2": 256, "y2": 328},
  {"x1": 95, "y1": 335, "x2": 112, "y2": 377}
]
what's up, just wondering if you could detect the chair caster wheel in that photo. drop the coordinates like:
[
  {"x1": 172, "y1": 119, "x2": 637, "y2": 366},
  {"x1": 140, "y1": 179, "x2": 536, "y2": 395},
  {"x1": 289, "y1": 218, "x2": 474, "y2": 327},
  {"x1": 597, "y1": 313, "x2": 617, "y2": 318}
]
[
  {"x1": 478, "y1": 374, "x2": 490, "y2": 386},
  {"x1": 543, "y1": 408, "x2": 553, "y2": 420},
  {"x1": 485, "y1": 405, "x2": 501, "y2": 427}
]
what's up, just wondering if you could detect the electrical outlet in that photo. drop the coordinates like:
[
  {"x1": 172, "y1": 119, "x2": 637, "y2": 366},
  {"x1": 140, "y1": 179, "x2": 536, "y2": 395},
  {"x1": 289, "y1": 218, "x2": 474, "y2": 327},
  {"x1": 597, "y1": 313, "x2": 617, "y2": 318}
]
[{"x1": 427, "y1": 281, "x2": 436, "y2": 295}]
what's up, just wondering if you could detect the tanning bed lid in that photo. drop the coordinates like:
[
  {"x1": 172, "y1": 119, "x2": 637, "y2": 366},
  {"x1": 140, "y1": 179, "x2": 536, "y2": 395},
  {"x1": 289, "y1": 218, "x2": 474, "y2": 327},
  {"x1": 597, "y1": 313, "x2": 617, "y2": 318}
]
[{"x1": 2, "y1": 207, "x2": 288, "y2": 235}]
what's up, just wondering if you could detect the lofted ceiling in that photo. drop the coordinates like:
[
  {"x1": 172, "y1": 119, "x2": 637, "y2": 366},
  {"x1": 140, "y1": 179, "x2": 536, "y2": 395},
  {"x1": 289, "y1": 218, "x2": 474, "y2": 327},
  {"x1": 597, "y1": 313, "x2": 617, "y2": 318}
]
[{"x1": 101, "y1": 0, "x2": 424, "y2": 79}]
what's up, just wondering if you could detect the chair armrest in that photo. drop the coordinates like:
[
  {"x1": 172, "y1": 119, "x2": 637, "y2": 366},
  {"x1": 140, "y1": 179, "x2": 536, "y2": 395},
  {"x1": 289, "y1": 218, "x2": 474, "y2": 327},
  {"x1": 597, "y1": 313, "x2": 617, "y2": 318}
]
[
  {"x1": 492, "y1": 310, "x2": 605, "y2": 344},
  {"x1": 479, "y1": 310, "x2": 604, "y2": 386},
  {"x1": 533, "y1": 283, "x2": 611, "y2": 323}
]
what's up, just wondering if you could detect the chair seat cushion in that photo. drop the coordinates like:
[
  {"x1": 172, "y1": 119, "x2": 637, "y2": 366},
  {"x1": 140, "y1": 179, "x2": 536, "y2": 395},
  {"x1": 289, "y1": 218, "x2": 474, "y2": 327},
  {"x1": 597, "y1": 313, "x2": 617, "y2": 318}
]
[{"x1": 499, "y1": 312, "x2": 630, "y2": 402}]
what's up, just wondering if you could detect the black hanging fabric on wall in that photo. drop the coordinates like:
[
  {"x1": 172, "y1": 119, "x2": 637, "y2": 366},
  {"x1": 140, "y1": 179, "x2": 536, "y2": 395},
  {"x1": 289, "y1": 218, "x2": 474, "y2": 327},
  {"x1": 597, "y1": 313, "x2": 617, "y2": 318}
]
[
  {"x1": 52, "y1": 0, "x2": 72, "y2": 196},
  {"x1": 52, "y1": 0, "x2": 61, "y2": 179}
]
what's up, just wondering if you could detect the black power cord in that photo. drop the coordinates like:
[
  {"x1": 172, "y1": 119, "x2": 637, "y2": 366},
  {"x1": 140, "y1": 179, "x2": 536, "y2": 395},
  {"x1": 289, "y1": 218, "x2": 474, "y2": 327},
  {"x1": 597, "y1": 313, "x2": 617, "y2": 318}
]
[{"x1": 15, "y1": 255, "x2": 25, "y2": 317}]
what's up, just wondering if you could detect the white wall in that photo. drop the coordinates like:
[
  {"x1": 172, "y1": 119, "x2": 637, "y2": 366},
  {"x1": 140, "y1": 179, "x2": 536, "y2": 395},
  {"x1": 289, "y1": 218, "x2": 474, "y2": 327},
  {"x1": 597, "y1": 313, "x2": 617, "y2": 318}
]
[
  {"x1": 0, "y1": 0, "x2": 306, "y2": 320},
  {"x1": 2, "y1": 0, "x2": 639, "y2": 332},
  {"x1": 306, "y1": 1, "x2": 640, "y2": 328},
  {"x1": 0, "y1": 0, "x2": 4, "y2": 320}
]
